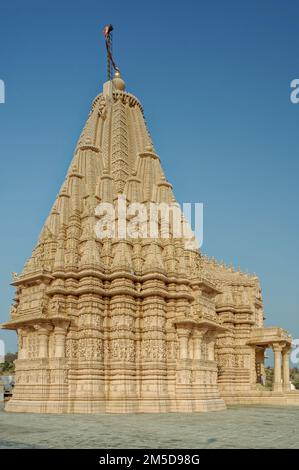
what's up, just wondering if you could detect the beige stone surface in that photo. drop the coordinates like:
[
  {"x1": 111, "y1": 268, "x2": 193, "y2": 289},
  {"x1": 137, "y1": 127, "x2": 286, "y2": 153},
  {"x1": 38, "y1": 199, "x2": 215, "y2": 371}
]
[
  {"x1": 1, "y1": 403, "x2": 299, "y2": 448},
  {"x1": 2, "y1": 70, "x2": 299, "y2": 413}
]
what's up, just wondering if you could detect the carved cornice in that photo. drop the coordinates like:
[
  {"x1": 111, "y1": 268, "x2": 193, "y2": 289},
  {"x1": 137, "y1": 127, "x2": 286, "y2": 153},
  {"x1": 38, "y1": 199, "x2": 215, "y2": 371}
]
[
  {"x1": 92, "y1": 91, "x2": 144, "y2": 114},
  {"x1": 190, "y1": 278, "x2": 221, "y2": 296},
  {"x1": 46, "y1": 284, "x2": 194, "y2": 302},
  {"x1": 2, "y1": 315, "x2": 70, "y2": 331},
  {"x1": 11, "y1": 270, "x2": 54, "y2": 287},
  {"x1": 50, "y1": 268, "x2": 192, "y2": 289},
  {"x1": 247, "y1": 327, "x2": 292, "y2": 347},
  {"x1": 78, "y1": 144, "x2": 100, "y2": 152}
]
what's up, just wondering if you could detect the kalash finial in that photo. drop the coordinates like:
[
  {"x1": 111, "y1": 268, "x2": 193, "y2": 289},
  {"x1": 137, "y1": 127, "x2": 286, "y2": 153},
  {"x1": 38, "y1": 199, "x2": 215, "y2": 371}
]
[
  {"x1": 113, "y1": 68, "x2": 125, "y2": 91},
  {"x1": 103, "y1": 24, "x2": 125, "y2": 90}
]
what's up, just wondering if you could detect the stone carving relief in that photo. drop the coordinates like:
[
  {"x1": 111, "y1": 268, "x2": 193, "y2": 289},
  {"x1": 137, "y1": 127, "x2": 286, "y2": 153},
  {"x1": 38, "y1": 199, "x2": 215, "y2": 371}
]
[{"x1": 78, "y1": 338, "x2": 103, "y2": 361}]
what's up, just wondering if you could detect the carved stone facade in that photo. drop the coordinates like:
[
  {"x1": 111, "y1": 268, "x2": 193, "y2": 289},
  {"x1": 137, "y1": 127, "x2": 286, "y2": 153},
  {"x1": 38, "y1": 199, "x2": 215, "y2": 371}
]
[{"x1": 2, "y1": 71, "x2": 299, "y2": 413}]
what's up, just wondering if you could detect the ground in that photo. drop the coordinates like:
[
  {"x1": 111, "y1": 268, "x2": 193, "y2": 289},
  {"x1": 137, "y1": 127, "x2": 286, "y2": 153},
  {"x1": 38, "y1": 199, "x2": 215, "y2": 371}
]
[{"x1": 0, "y1": 404, "x2": 298, "y2": 449}]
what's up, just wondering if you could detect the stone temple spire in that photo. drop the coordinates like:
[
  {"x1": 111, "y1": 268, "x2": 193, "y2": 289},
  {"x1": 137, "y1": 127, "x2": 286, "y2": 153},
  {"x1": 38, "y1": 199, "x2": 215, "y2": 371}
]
[
  {"x1": 3, "y1": 39, "x2": 214, "y2": 413},
  {"x1": 2, "y1": 30, "x2": 293, "y2": 414}
]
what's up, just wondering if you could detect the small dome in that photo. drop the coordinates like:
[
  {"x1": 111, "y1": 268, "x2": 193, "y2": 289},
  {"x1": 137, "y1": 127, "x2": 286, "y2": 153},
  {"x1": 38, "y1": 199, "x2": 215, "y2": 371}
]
[{"x1": 145, "y1": 143, "x2": 154, "y2": 152}]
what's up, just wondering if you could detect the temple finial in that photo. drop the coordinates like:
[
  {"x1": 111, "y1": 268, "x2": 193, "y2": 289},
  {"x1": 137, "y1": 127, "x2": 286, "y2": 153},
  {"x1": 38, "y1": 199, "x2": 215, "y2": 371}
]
[{"x1": 112, "y1": 69, "x2": 125, "y2": 91}]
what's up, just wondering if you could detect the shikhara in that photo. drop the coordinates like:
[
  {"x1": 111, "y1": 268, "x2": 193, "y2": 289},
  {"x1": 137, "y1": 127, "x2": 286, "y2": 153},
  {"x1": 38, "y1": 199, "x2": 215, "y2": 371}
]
[{"x1": 2, "y1": 29, "x2": 298, "y2": 413}]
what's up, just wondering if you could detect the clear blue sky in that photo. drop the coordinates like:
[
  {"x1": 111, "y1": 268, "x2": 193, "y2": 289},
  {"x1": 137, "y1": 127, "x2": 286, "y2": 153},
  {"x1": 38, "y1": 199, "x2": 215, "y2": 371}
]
[{"x1": 0, "y1": 0, "x2": 299, "y2": 354}]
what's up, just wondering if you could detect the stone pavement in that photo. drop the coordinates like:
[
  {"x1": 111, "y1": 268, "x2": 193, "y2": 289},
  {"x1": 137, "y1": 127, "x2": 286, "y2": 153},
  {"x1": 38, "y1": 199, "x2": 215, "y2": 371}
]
[{"x1": 0, "y1": 404, "x2": 298, "y2": 449}]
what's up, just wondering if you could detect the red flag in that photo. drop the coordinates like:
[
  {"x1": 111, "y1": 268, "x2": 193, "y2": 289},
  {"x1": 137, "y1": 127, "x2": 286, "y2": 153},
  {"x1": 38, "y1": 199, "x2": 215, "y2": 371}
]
[{"x1": 103, "y1": 24, "x2": 113, "y2": 38}]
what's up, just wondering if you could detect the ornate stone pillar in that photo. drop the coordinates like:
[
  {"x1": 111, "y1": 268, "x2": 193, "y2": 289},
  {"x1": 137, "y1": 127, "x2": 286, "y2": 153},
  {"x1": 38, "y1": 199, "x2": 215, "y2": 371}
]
[
  {"x1": 173, "y1": 320, "x2": 194, "y2": 410},
  {"x1": 53, "y1": 321, "x2": 69, "y2": 358},
  {"x1": 106, "y1": 237, "x2": 138, "y2": 411},
  {"x1": 215, "y1": 308, "x2": 236, "y2": 392},
  {"x1": 255, "y1": 346, "x2": 266, "y2": 385},
  {"x1": 73, "y1": 288, "x2": 105, "y2": 410},
  {"x1": 140, "y1": 292, "x2": 167, "y2": 409},
  {"x1": 35, "y1": 324, "x2": 53, "y2": 359},
  {"x1": 177, "y1": 327, "x2": 191, "y2": 360},
  {"x1": 109, "y1": 292, "x2": 137, "y2": 403},
  {"x1": 205, "y1": 331, "x2": 217, "y2": 361},
  {"x1": 17, "y1": 327, "x2": 29, "y2": 359},
  {"x1": 272, "y1": 343, "x2": 283, "y2": 392},
  {"x1": 192, "y1": 329, "x2": 208, "y2": 361},
  {"x1": 282, "y1": 345, "x2": 291, "y2": 392},
  {"x1": 250, "y1": 346, "x2": 257, "y2": 389}
]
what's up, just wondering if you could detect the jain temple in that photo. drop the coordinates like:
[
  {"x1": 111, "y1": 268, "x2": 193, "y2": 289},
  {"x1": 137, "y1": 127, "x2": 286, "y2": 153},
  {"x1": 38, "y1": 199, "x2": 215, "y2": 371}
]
[{"x1": 2, "y1": 34, "x2": 299, "y2": 413}]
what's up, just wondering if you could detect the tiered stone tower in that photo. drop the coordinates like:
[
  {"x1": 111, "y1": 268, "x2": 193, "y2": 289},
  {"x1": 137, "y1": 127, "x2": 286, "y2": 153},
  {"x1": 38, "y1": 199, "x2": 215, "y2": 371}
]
[{"x1": 2, "y1": 67, "x2": 298, "y2": 413}]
